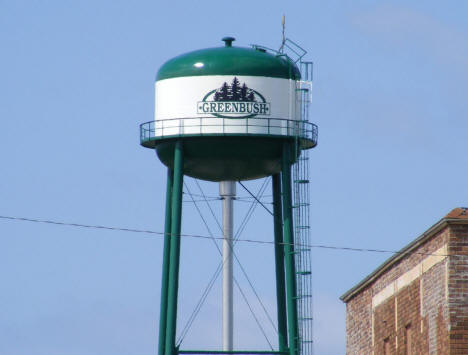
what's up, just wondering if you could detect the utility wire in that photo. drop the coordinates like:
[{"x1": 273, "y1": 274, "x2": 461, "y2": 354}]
[
  {"x1": 235, "y1": 199, "x2": 273, "y2": 205},
  {"x1": 183, "y1": 198, "x2": 221, "y2": 203},
  {"x1": 0, "y1": 215, "x2": 456, "y2": 258},
  {"x1": 182, "y1": 190, "x2": 272, "y2": 204},
  {"x1": 182, "y1": 191, "x2": 272, "y2": 200}
]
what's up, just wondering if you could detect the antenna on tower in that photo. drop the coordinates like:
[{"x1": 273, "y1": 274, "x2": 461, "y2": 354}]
[{"x1": 279, "y1": 15, "x2": 286, "y2": 53}]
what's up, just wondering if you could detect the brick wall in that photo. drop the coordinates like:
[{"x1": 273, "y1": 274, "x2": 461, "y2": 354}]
[
  {"x1": 345, "y1": 287, "x2": 372, "y2": 353},
  {"x1": 344, "y1": 225, "x2": 450, "y2": 354},
  {"x1": 448, "y1": 223, "x2": 468, "y2": 354},
  {"x1": 373, "y1": 295, "x2": 397, "y2": 354},
  {"x1": 342, "y1": 209, "x2": 468, "y2": 354},
  {"x1": 422, "y1": 258, "x2": 448, "y2": 354},
  {"x1": 372, "y1": 279, "x2": 435, "y2": 354}
]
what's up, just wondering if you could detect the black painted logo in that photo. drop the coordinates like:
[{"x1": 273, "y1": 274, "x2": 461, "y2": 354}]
[{"x1": 197, "y1": 77, "x2": 270, "y2": 118}]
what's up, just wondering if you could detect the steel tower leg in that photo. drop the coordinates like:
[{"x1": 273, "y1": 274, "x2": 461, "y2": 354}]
[
  {"x1": 165, "y1": 141, "x2": 184, "y2": 355},
  {"x1": 281, "y1": 143, "x2": 299, "y2": 355},
  {"x1": 272, "y1": 173, "x2": 288, "y2": 353},
  {"x1": 220, "y1": 181, "x2": 236, "y2": 351},
  {"x1": 159, "y1": 169, "x2": 174, "y2": 355}
]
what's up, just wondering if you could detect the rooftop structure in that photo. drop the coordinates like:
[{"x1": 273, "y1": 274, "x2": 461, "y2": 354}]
[{"x1": 341, "y1": 207, "x2": 468, "y2": 354}]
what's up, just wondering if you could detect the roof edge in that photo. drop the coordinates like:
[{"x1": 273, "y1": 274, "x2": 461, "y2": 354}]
[
  {"x1": 156, "y1": 46, "x2": 301, "y2": 81},
  {"x1": 340, "y1": 215, "x2": 468, "y2": 303}
]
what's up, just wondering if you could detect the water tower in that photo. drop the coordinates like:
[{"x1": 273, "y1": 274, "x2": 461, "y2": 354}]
[{"x1": 140, "y1": 36, "x2": 317, "y2": 355}]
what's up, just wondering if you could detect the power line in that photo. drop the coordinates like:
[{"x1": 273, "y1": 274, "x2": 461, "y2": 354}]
[
  {"x1": 182, "y1": 191, "x2": 271, "y2": 200},
  {"x1": 182, "y1": 191, "x2": 272, "y2": 205},
  {"x1": 0, "y1": 214, "x2": 455, "y2": 258},
  {"x1": 183, "y1": 198, "x2": 221, "y2": 203}
]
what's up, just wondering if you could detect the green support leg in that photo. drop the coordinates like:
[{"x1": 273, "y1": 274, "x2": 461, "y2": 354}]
[
  {"x1": 165, "y1": 141, "x2": 184, "y2": 355},
  {"x1": 272, "y1": 173, "x2": 288, "y2": 353},
  {"x1": 158, "y1": 169, "x2": 174, "y2": 355},
  {"x1": 281, "y1": 142, "x2": 299, "y2": 355}
]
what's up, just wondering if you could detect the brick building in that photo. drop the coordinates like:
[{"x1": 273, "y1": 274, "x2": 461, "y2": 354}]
[{"x1": 340, "y1": 207, "x2": 468, "y2": 354}]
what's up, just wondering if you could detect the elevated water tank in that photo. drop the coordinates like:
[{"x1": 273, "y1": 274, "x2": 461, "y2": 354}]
[{"x1": 140, "y1": 37, "x2": 317, "y2": 181}]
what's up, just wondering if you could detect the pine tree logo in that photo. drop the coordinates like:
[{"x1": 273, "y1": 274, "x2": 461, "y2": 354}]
[{"x1": 197, "y1": 77, "x2": 270, "y2": 118}]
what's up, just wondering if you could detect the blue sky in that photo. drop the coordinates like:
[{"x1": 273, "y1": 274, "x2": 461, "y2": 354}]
[{"x1": 1, "y1": 1, "x2": 467, "y2": 354}]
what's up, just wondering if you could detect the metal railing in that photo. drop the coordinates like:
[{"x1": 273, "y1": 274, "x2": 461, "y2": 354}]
[{"x1": 140, "y1": 117, "x2": 318, "y2": 148}]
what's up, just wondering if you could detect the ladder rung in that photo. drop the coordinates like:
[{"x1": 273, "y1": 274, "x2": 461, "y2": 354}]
[
  {"x1": 292, "y1": 203, "x2": 309, "y2": 208},
  {"x1": 296, "y1": 226, "x2": 310, "y2": 229},
  {"x1": 299, "y1": 317, "x2": 313, "y2": 321},
  {"x1": 294, "y1": 179, "x2": 309, "y2": 184},
  {"x1": 296, "y1": 271, "x2": 312, "y2": 275}
]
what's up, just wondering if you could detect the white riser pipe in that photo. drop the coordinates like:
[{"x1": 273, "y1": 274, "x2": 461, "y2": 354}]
[{"x1": 220, "y1": 181, "x2": 235, "y2": 351}]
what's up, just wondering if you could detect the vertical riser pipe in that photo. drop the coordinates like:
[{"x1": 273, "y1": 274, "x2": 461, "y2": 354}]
[{"x1": 220, "y1": 181, "x2": 236, "y2": 351}]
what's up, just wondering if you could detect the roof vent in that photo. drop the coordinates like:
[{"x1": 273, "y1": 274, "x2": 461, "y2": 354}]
[{"x1": 222, "y1": 37, "x2": 235, "y2": 47}]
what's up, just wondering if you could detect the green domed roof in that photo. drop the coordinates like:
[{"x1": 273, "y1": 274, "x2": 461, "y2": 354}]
[{"x1": 156, "y1": 38, "x2": 301, "y2": 81}]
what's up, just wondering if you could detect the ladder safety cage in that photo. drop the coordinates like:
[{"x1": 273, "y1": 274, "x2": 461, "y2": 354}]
[{"x1": 292, "y1": 59, "x2": 314, "y2": 355}]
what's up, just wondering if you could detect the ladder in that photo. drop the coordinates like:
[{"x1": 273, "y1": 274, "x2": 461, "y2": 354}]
[{"x1": 292, "y1": 61, "x2": 314, "y2": 355}]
